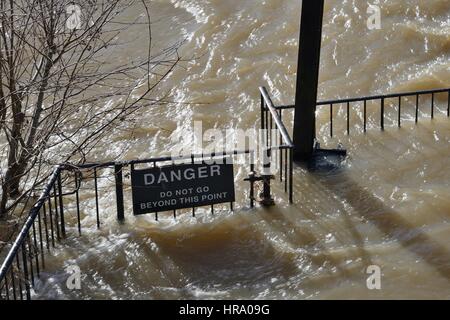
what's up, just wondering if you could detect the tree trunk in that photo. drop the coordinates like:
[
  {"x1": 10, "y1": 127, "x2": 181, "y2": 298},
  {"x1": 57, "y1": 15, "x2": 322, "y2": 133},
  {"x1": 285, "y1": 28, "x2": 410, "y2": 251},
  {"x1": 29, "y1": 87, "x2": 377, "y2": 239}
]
[
  {"x1": 0, "y1": 159, "x2": 27, "y2": 219},
  {"x1": 5, "y1": 162, "x2": 27, "y2": 198}
]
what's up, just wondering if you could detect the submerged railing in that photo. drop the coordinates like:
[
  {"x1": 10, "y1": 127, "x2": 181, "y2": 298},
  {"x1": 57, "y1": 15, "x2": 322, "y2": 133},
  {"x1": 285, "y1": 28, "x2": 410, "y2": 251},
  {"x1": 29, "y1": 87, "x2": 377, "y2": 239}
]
[
  {"x1": 260, "y1": 87, "x2": 294, "y2": 203},
  {"x1": 3, "y1": 85, "x2": 448, "y2": 300},
  {"x1": 259, "y1": 85, "x2": 450, "y2": 195},
  {"x1": 0, "y1": 166, "x2": 63, "y2": 300},
  {"x1": 276, "y1": 87, "x2": 450, "y2": 138},
  {"x1": 74, "y1": 150, "x2": 255, "y2": 222},
  {"x1": 0, "y1": 150, "x2": 259, "y2": 300}
]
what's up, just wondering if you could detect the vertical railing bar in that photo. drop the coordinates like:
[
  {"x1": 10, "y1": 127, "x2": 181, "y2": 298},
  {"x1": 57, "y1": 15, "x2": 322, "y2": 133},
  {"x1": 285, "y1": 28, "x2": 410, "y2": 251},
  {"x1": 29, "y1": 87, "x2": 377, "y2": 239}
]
[
  {"x1": 94, "y1": 168, "x2": 100, "y2": 229},
  {"x1": 4, "y1": 275, "x2": 9, "y2": 300},
  {"x1": 447, "y1": 90, "x2": 450, "y2": 117},
  {"x1": 42, "y1": 203, "x2": 50, "y2": 251},
  {"x1": 15, "y1": 255, "x2": 23, "y2": 300},
  {"x1": 284, "y1": 148, "x2": 288, "y2": 193},
  {"x1": 10, "y1": 269, "x2": 17, "y2": 300},
  {"x1": 415, "y1": 94, "x2": 419, "y2": 123},
  {"x1": 260, "y1": 94, "x2": 265, "y2": 131},
  {"x1": 47, "y1": 197, "x2": 55, "y2": 248},
  {"x1": 190, "y1": 156, "x2": 196, "y2": 218},
  {"x1": 250, "y1": 152, "x2": 255, "y2": 208},
  {"x1": 6, "y1": 276, "x2": 11, "y2": 301},
  {"x1": 269, "y1": 110, "x2": 273, "y2": 147},
  {"x1": 57, "y1": 172, "x2": 65, "y2": 238},
  {"x1": 289, "y1": 148, "x2": 293, "y2": 204},
  {"x1": 21, "y1": 243, "x2": 31, "y2": 300},
  {"x1": 330, "y1": 104, "x2": 333, "y2": 137},
  {"x1": 279, "y1": 110, "x2": 283, "y2": 182},
  {"x1": 26, "y1": 237, "x2": 35, "y2": 288},
  {"x1": 75, "y1": 173, "x2": 81, "y2": 235},
  {"x1": 115, "y1": 165, "x2": 125, "y2": 222},
  {"x1": 262, "y1": 149, "x2": 272, "y2": 205},
  {"x1": 37, "y1": 211, "x2": 45, "y2": 269},
  {"x1": 31, "y1": 221, "x2": 40, "y2": 277},
  {"x1": 153, "y1": 161, "x2": 159, "y2": 221},
  {"x1": 364, "y1": 100, "x2": 367, "y2": 133},
  {"x1": 347, "y1": 102, "x2": 350, "y2": 135},
  {"x1": 398, "y1": 96, "x2": 402, "y2": 128},
  {"x1": 381, "y1": 98, "x2": 385, "y2": 131},
  {"x1": 53, "y1": 184, "x2": 60, "y2": 241},
  {"x1": 431, "y1": 93, "x2": 434, "y2": 119},
  {"x1": 265, "y1": 109, "x2": 269, "y2": 146}
]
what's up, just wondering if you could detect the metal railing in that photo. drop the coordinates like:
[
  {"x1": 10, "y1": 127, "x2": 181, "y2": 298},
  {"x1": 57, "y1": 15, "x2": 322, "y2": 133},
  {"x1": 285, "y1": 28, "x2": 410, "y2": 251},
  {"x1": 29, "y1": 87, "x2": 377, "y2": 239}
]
[
  {"x1": 276, "y1": 87, "x2": 450, "y2": 137},
  {"x1": 76, "y1": 150, "x2": 255, "y2": 221},
  {"x1": 260, "y1": 86, "x2": 294, "y2": 203},
  {"x1": 0, "y1": 166, "x2": 64, "y2": 300},
  {"x1": 0, "y1": 150, "x2": 257, "y2": 300}
]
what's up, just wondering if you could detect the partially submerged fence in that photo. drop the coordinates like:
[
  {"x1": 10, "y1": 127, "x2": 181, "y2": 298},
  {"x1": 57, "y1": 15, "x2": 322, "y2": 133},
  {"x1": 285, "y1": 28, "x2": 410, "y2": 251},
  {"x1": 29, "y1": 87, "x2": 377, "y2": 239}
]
[
  {"x1": 75, "y1": 150, "x2": 256, "y2": 222},
  {"x1": 0, "y1": 98, "x2": 301, "y2": 299},
  {"x1": 260, "y1": 87, "x2": 294, "y2": 204},
  {"x1": 0, "y1": 149, "x2": 284, "y2": 300},
  {"x1": 0, "y1": 167, "x2": 63, "y2": 300},
  {"x1": 276, "y1": 87, "x2": 450, "y2": 138},
  {"x1": 1, "y1": 84, "x2": 449, "y2": 300}
]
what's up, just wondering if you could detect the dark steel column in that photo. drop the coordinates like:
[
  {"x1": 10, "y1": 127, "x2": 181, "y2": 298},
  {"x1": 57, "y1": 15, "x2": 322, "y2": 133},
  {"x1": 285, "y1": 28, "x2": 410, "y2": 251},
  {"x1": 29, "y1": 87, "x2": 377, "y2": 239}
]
[{"x1": 293, "y1": 0, "x2": 325, "y2": 161}]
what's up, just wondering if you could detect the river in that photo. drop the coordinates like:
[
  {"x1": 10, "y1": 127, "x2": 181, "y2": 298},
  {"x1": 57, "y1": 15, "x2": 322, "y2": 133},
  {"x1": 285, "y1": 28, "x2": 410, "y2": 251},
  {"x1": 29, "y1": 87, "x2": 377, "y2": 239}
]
[{"x1": 33, "y1": 0, "x2": 450, "y2": 299}]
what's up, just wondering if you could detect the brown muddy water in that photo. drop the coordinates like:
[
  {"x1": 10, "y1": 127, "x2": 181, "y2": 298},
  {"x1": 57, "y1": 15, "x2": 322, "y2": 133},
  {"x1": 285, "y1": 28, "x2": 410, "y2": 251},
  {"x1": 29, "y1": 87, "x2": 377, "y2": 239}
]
[{"x1": 31, "y1": 0, "x2": 449, "y2": 299}]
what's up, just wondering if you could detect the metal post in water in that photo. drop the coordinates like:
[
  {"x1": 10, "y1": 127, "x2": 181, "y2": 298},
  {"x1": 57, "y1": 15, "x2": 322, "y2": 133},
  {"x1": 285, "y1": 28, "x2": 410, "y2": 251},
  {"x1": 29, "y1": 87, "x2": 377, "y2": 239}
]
[
  {"x1": 57, "y1": 172, "x2": 66, "y2": 238},
  {"x1": 261, "y1": 149, "x2": 275, "y2": 206},
  {"x1": 293, "y1": 0, "x2": 325, "y2": 162},
  {"x1": 115, "y1": 164, "x2": 125, "y2": 222}
]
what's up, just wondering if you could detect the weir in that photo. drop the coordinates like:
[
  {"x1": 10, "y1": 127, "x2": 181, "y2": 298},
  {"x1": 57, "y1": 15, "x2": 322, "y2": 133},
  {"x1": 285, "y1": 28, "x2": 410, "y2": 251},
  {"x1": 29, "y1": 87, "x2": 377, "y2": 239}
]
[{"x1": 1, "y1": 0, "x2": 450, "y2": 300}]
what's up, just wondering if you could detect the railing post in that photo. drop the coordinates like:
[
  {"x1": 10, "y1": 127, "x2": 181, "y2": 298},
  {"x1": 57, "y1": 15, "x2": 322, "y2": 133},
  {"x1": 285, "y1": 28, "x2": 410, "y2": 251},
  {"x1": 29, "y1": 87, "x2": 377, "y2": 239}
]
[
  {"x1": 289, "y1": 148, "x2": 294, "y2": 204},
  {"x1": 447, "y1": 90, "x2": 450, "y2": 117},
  {"x1": 260, "y1": 93, "x2": 265, "y2": 131},
  {"x1": 415, "y1": 94, "x2": 419, "y2": 123},
  {"x1": 57, "y1": 172, "x2": 65, "y2": 238},
  {"x1": 21, "y1": 243, "x2": 31, "y2": 300},
  {"x1": 293, "y1": 0, "x2": 324, "y2": 162},
  {"x1": 364, "y1": 100, "x2": 367, "y2": 133},
  {"x1": 261, "y1": 149, "x2": 275, "y2": 206},
  {"x1": 93, "y1": 168, "x2": 100, "y2": 229},
  {"x1": 431, "y1": 93, "x2": 434, "y2": 119},
  {"x1": 53, "y1": 184, "x2": 60, "y2": 241},
  {"x1": 250, "y1": 153, "x2": 255, "y2": 208},
  {"x1": 115, "y1": 164, "x2": 125, "y2": 221}
]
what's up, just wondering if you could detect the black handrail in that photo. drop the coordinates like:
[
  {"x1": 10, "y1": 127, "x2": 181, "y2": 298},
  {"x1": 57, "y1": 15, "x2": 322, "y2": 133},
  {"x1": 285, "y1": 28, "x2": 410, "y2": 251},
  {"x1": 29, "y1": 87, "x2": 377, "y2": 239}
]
[
  {"x1": 259, "y1": 87, "x2": 294, "y2": 148},
  {"x1": 0, "y1": 150, "x2": 257, "y2": 300},
  {"x1": 275, "y1": 87, "x2": 450, "y2": 110},
  {"x1": 273, "y1": 87, "x2": 450, "y2": 138},
  {"x1": 260, "y1": 86, "x2": 294, "y2": 204}
]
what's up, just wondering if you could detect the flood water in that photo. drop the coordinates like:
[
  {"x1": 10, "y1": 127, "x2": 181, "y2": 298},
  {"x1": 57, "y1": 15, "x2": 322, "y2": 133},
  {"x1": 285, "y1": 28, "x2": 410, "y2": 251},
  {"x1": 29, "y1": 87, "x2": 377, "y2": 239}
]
[{"x1": 34, "y1": 0, "x2": 449, "y2": 299}]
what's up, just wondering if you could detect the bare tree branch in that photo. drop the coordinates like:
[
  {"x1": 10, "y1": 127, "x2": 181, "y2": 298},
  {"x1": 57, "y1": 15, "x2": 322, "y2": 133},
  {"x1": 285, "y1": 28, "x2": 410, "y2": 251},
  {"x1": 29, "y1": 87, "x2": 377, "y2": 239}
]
[{"x1": 0, "y1": 0, "x2": 180, "y2": 219}]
